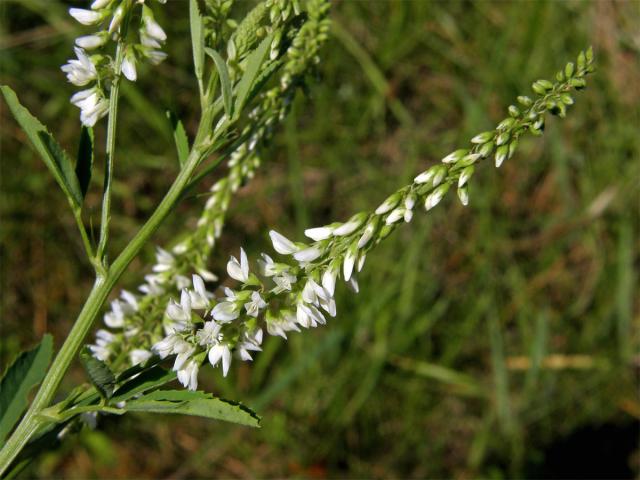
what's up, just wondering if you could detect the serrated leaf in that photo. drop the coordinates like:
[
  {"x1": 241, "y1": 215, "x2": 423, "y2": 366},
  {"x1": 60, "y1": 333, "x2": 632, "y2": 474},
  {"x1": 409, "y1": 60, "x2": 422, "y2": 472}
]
[
  {"x1": 234, "y1": 33, "x2": 273, "y2": 117},
  {"x1": 75, "y1": 127, "x2": 94, "y2": 199},
  {"x1": 205, "y1": 48, "x2": 233, "y2": 118},
  {"x1": 124, "y1": 389, "x2": 261, "y2": 427},
  {"x1": 80, "y1": 347, "x2": 115, "y2": 399},
  {"x1": 111, "y1": 365, "x2": 176, "y2": 403},
  {"x1": 189, "y1": 0, "x2": 204, "y2": 82},
  {"x1": 166, "y1": 111, "x2": 190, "y2": 167},
  {"x1": 0, "y1": 334, "x2": 53, "y2": 443},
  {"x1": 1, "y1": 85, "x2": 83, "y2": 209}
]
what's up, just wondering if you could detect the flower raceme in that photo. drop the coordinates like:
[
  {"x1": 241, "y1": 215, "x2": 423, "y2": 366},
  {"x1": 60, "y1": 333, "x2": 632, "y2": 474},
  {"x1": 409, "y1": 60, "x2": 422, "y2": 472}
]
[
  {"x1": 139, "y1": 48, "x2": 594, "y2": 391},
  {"x1": 87, "y1": 0, "x2": 333, "y2": 378},
  {"x1": 63, "y1": 0, "x2": 168, "y2": 126}
]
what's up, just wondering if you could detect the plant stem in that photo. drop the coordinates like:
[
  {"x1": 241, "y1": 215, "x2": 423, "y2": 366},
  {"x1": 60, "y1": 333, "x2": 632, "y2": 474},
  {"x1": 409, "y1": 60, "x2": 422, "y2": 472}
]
[
  {"x1": 72, "y1": 207, "x2": 96, "y2": 265},
  {"x1": 96, "y1": 32, "x2": 127, "y2": 267},
  {"x1": 0, "y1": 105, "x2": 219, "y2": 476}
]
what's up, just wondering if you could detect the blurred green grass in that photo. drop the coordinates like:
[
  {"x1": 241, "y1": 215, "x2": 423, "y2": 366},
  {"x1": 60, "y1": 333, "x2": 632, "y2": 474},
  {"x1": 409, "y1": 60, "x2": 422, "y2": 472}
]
[{"x1": 1, "y1": 0, "x2": 639, "y2": 478}]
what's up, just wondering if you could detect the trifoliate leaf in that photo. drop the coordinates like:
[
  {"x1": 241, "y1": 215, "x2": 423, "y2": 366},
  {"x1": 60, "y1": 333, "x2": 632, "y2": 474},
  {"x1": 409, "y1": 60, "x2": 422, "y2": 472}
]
[
  {"x1": 124, "y1": 390, "x2": 261, "y2": 427},
  {"x1": 234, "y1": 33, "x2": 273, "y2": 116},
  {"x1": 205, "y1": 48, "x2": 233, "y2": 118},
  {"x1": 1, "y1": 85, "x2": 83, "y2": 209}
]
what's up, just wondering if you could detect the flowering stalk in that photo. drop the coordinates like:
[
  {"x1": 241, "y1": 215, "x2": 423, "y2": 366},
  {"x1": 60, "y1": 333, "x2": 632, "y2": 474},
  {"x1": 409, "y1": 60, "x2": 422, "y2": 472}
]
[
  {"x1": 143, "y1": 48, "x2": 595, "y2": 391},
  {"x1": 0, "y1": 0, "x2": 331, "y2": 473},
  {"x1": 90, "y1": 0, "x2": 332, "y2": 373}
]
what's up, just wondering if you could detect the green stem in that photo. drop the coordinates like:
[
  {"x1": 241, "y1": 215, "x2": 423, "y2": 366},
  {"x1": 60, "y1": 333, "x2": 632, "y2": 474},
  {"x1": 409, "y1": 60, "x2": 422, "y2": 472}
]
[
  {"x1": 72, "y1": 208, "x2": 96, "y2": 266},
  {"x1": 96, "y1": 31, "x2": 127, "y2": 267},
  {"x1": 0, "y1": 105, "x2": 219, "y2": 476}
]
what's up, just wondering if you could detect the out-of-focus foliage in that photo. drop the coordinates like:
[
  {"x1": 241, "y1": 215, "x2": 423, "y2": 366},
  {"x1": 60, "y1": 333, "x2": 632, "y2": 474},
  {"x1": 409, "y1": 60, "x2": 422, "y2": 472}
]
[{"x1": 1, "y1": 0, "x2": 638, "y2": 478}]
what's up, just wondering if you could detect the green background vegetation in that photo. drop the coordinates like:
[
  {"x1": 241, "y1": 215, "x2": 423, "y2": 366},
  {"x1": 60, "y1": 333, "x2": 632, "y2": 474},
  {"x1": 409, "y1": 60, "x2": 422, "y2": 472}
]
[{"x1": 1, "y1": 0, "x2": 638, "y2": 477}]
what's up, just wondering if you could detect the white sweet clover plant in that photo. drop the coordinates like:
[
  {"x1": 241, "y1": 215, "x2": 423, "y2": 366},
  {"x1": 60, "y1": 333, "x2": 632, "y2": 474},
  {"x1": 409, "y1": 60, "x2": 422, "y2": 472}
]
[{"x1": 0, "y1": 0, "x2": 593, "y2": 473}]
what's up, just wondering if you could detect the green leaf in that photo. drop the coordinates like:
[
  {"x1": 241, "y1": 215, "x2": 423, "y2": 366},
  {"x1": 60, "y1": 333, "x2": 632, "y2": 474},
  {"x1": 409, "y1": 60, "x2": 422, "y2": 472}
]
[
  {"x1": 205, "y1": 48, "x2": 233, "y2": 117},
  {"x1": 0, "y1": 334, "x2": 53, "y2": 443},
  {"x1": 79, "y1": 347, "x2": 115, "y2": 399},
  {"x1": 125, "y1": 390, "x2": 261, "y2": 427},
  {"x1": 111, "y1": 365, "x2": 176, "y2": 403},
  {"x1": 234, "y1": 33, "x2": 273, "y2": 117},
  {"x1": 75, "y1": 127, "x2": 94, "y2": 199},
  {"x1": 189, "y1": 0, "x2": 204, "y2": 82},
  {"x1": 1, "y1": 85, "x2": 83, "y2": 208},
  {"x1": 166, "y1": 112, "x2": 190, "y2": 167}
]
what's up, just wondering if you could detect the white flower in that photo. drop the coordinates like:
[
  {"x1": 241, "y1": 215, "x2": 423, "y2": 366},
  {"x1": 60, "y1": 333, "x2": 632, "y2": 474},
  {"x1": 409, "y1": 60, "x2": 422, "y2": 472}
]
[
  {"x1": 237, "y1": 328, "x2": 263, "y2": 360},
  {"x1": 130, "y1": 349, "x2": 152, "y2": 366},
  {"x1": 258, "y1": 253, "x2": 277, "y2": 276},
  {"x1": 174, "y1": 275, "x2": 191, "y2": 290},
  {"x1": 441, "y1": 149, "x2": 467, "y2": 164},
  {"x1": 70, "y1": 88, "x2": 108, "y2": 127},
  {"x1": 166, "y1": 289, "x2": 192, "y2": 325},
  {"x1": 177, "y1": 359, "x2": 199, "y2": 391},
  {"x1": 121, "y1": 50, "x2": 137, "y2": 81},
  {"x1": 357, "y1": 253, "x2": 366, "y2": 272},
  {"x1": 120, "y1": 290, "x2": 138, "y2": 310},
  {"x1": 227, "y1": 248, "x2": 249, "y2": 282},
  {"x1": 357, "y1": 222, "x2": 376, "y2": 248},
  {"x1": 89, "y1": 329, "x2": 115, "y2": 360},
  {"x1": 495, "y1": 148, "x2": 508, "y2": 168},
  {"x1": 304, "y1": 226, "x2": 333, "y2": 241},
  {"x1": 153, "y1": 247, "x2": 174, "y2": 272},
  {"x1": 404, "y1": 209, "x2": 414, "y2": 222},
  {"x1": 244, "y1": 291, "x2": 266, "y2": 317},
  {"x1": 458, "y1": 186, "x2": 469, "y2": 206},
  {"x1": 103, "y1": 297, "x2": 134, "y2": 328},
  {"x1": 347, "y1": 276, "x2": 360, "y2": 293},
  {"x1": 144, "y1": 49, "x2": 168, "y2": 65},
  {"x1": 405, "y1": 194, "x2": 416, "y2": 211},
  {"x1": 425, "y1": 189, "x2": 445, "y2": 211},
  {"x1": 91, "y1": 0, "x2": 111, "y2": 9},
  {"x1": 62, "y1": 48, "x2": 97, "y2": 86},
  {"x1": 414, "y1": 170, "x2": 434, "y2": 184},
  {"x1": 269, "y1": 230, "x2": 299, "y2": 254},
  {"x1": 385, "y1": 208, "x2": 405, "y2": 225},
  {"x1": 333, "y1": 215, "x2": 365, "y2": 236},
  {"x1": 69, "y1": 8, "x2": 103, "y2": 25},
  {"x1": 208, "y1": 344, "x2": 232, "y2": 377},
  {"x1": 75, "y1": 34, "x2": 107, "y2": 50},
  {"x1": 266, "y1": 314, "x2": 299, "y2": 339},
  {"x1": 152, "y1": 334, "x2": 180, "y2": 358},
  {"x1": 211, "y1": 301, "x2": 239, "y2": 322},
  {"x1": 273, "y1": 272, "x2": 296, "y2": 292},
  {"x1": 172, "y1": 338, "x2": 195, "y2": 371},
  {"x1": 375, "y1": 193, "x2": 401, "y2": 215},
  {"x1": 321, "y1": 268, "x2": 337, "y2": 296},
  {"x1": 458, "y1": 167, "x2": 474, "y2": 188},
  {"x1": 139, "y1": 274, "x2": 164, "y2": 295},
  {"x1": 196, "y1": 321, "x2": 222, "y2": 346},
  {"x1": 297, "y1": 303, "x2": 326, "y2": 328},
  {"x1": 189, "y1": 274, "x2": 212, "y2": 310},
  {"x1": 196, "y1": 268, "x2": 218, "y2": 282},
  {"x1": 293, "y1": 246, "x2": 322, "y2": 263},
  {"x1": 343, "y1": 249, "x2": 357, "y2": 282},
  {"x1": 142, "y1": 7, "x2": 167, "y2": 42}
]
